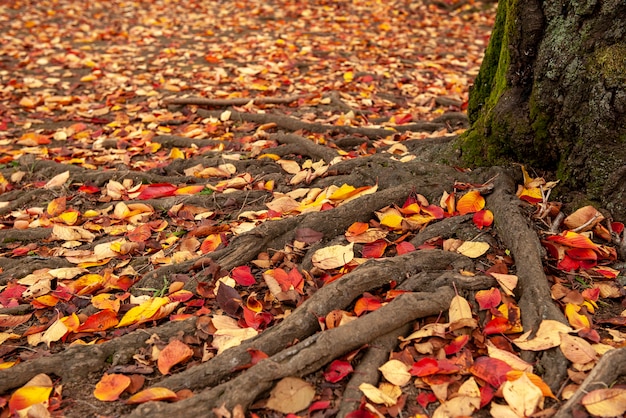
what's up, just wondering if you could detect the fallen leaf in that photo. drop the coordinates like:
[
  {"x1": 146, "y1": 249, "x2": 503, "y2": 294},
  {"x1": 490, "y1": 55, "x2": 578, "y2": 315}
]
[
  {"x1": 311, "y1": 242, "x2": 354, "y2": 269},
  {"x1": 359, "y1": 382, "x2": 401, "y2": 407},
  {"x1": 94, "y1": 374, "x2": 131, "y2": 401},
  {"x1": 266, "y1": 377, "x2": 315, "y2": 414},
  {"x1": 379, "y1": 359, "x2": 411, "y2": 386},
  {"x1": 502, "y1": 372, "x2": 543, "y2": 417},
  {"x1": 456, "y1": 241, "x2": 490, "y2": 258},
  {"x1": 125, "y1": 387, "x2": 178, "y2": 404},
  {"x1": 157, "y1": 339, "x2": 194, "y2": 375},
  {"x1": 581, "y1": 388, "x2": 626, "y2": 417}
]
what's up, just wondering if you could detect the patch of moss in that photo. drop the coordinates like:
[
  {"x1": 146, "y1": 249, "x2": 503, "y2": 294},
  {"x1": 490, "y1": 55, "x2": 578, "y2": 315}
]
[{"x1": 588, "y1": 43, "x2": 626, "y2": 88}]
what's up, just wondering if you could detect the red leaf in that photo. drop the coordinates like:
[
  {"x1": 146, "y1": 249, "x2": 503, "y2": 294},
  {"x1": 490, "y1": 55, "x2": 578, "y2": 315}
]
[
  {"x1": 547, "y1": 231, "x2": 597, "y2": 249},
  {"x1": 409, "y1": 357, "x2": 439, "y2": 377},
  {"x1": 324, "y1": 360, "x2": 353, "y2": 383},
  {"x1": 78, "y1": 184, "x2": 100, "y2": 194},
  {"x1": 361, "y1": 240, "x2": 387, "y2": 258},
  {"x1": 444, "y1": 334, "x2": 470, "y2": 355},
  {"x1": 137, "y1": 183, "x2": 178, "y2": 200},
  {"x1": 483, "y1": 316, "x2": 512, "y2": 335},
  {"x1": 354, "y1": 296, "x2": 382, "y2": 316},
  {"x1": 127, "y1": 224, "x2": 152, "y2": 243},
  {"x1": 76, "y1": 310, "x2": 119, "y2": 333},
  {"x1": 416, "y1": 391, "x2": 437, "y2": 408},
  {"x1": 611, "y1": 222, "x2": 624, "y2": 234},
  {"x1": 557, "y1": 254, "x2": 580, "y2": 271},
  {"x1": 469, "y1": 356, "x2": 512, "y2": 387},
  {"x1": 231, "y1": 266, "x2": 256, "y2": 286},
  {"x1": 243, "y1": 306, "x2": 272, "y2": 330},
  {"x1": 473, "y1": 209, "x2": 494, "y2": 229},
  {"x1": 422, "y1": 204, "x2": 444, "y2": 219},
  {"x1": 309, "y1": 400, "x2": 332, "y2": 413},
  {"x1": 475, "y1": 288, "x2": 501, "y2": 310},
  {"x1": 395, "y1": 241, "x2": 416, "y2": 255},
  {"x1": 480, "y1": 384, "x2": 496, "y2": 408}
]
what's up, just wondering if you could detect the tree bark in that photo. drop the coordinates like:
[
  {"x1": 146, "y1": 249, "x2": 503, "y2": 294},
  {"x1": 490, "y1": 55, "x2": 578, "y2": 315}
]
[{"x1": 456, "y1": 0, "x2": 626, "y2": 220}]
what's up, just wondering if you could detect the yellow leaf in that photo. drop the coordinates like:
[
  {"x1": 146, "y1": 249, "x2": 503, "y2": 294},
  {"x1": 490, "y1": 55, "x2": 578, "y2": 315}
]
[
  {"x1": 559, "y1": 333, "x2": 598, "y2": 364},
  {"x1": 117, "y1": 297, "x2": 170, "y2": 328},
  {"x1": 359, "y1": 383, "x2": 401, "y2": 407},
  {"x1": 266, "y1": 377, "x2": 315, "y2": 414},
  {"x1": 379, "y1": 212, "x2": 404, "y2": 230},
  {"x1": 582, "y1": 388, "x2": 626, "y2": 417},
  {"x1": 565, "y1": 303, "x2": 591, "y2": 329},
  {"x1": 93, "y1": 374, "x2": 131, "y2": 401},
  {"x1": 456, "y1": 241, "x2": 490, "y2": 258},
  {"x1": 378, "y1": 360, "x2": 411, "y2": 386},
  {"x1": 9, "y1": 385, "x2": 52, "y2": 414},
  {"x1": 457, "y1": 190, "x2": 485, "y2": 215},
  {"x1": 513, "y1": 320, "x2": 573, "y2": 350},
  {"x1": 125, "y1": 387, "x2": 178, "y2": 404},
  {"x1": 343, "y1": 71, "x2": 354, "y2": 82},
  {"x1": 502, "y1": 372, "x2": 543, "y2": 417},
  {"x1": 168, "y1": 148, "x2": 185, "y2": 159},
  {"x1": 311, "y1": 243, "x2": 354, "y2": 270},
  {"x1": 44, "y1": 170, "x2": 70, "y2": 189}
]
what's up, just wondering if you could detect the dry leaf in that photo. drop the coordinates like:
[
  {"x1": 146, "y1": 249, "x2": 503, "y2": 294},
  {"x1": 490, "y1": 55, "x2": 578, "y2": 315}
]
[
  {"x1": 265, "y1": 377, "x2": 315, "y2": 414},
  {"x1": 157, "y1": 339, "x2": 194, "y2": 375},
  {"x1": 359, "y1": 382, "x2": 401, "y2": 407},
  {"x1": 378, "y1": 360, "x2": 411, "y2": 386},
  {"x1": 44, "y1": 170, "x2": 70, "y2": 189},
  {"x1": 581, "y1": 388, "x2": 626, "y2": 417},
  {"x1": 502, "y1": 372, "x2": 543, "y2": 416},
  {"x1": 311, "y1": 242, "x2": 354, "y2": 269},
  {"x1": 456, "y1": 241, "x2": 490, "y2": 258}
]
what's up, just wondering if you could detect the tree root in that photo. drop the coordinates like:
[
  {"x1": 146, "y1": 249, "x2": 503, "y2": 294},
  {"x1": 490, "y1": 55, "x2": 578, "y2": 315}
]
[
  {"x1": 143, "y1": 250, "x2": 472, "y2": 394},
  {"x1": 485, "y1": 167, "x2": 569, "y2": 391},
  {"x1": 163, "y1": 94, "x2": 313, "y2": 107},
  {"x1": 196, "y1": 109, "x2": 448, "y2": 139},
  {"x1": 0, "y1": 317, "x2": 198, "y2": 393},
  {"x1": 129, "y1": 287, "x2": 458, "y2": 417},
  {"x1": 272, "y1": 133, "x2": 340, "y2": 163},
  {"x1": 555, "y1": 347, "x2": 626, "y2": 418}
]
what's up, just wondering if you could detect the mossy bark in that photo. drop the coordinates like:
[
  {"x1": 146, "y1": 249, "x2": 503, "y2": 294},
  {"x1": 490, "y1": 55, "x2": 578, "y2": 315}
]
[{"x1": 456, "y1": 0, "x2": 626, "y2": 220}]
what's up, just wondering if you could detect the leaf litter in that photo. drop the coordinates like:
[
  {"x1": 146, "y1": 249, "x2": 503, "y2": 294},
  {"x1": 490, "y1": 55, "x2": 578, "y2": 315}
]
[{"x1": 1, "y1": 0, "x2": 625, "y2": 417}]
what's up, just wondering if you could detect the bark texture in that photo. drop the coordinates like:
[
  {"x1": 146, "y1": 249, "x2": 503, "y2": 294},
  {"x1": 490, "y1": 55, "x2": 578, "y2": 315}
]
[{"x1": 458, "y1": 0, "x2": 626, "y2": 220}]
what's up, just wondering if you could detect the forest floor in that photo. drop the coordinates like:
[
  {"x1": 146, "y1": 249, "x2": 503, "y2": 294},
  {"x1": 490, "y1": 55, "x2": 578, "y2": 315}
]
[{"x1": 1, "y1": 0, "x2": 625, "y2": 417}]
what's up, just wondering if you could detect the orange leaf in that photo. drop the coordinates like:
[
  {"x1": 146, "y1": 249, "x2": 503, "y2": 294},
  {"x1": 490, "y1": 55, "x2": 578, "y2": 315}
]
[
  {"x1": 94, "y1": 374, "x2": 131, "y2": 401},
  {"x1": 157, "y1": 339, "x2": 194, "y2": 375},
  {"x1": 125, "y1": 387, "x2": 178, "y2": 404},
  {"x1": 200, "y1": 234, "x2": 222, "y2": 254},
  {"x1": 127, "y1": 224, "x2": 152, "y2": 243},
  {"x1": 475, "y1": 288, "x2": 501, "y2": 310},
  {"x1": 457, "y1": 191, "x2": 485, "y2": 215},
  {"x1": 346, "y1": 222, "x2": 369, "y2": 236},
  {"x1": 9, "y1": 385, "x2": 53, "y2": 413},
  {"x1": 174, "y1": 185, "x2": 205, "y2": 195},
  {"x1": 47, "y1": 196, "x2": 67, "y2": 216},
  {"x1": 473, "y1": 209, "x2": 493, "y2": 229},
  {"x1": 565, "y1": 303, "x2": 591, "y2": 329},
  {"x1": 354, "y1": 296, "x2": 383, "y2": 316},
  {"x1": 547, "y1": 231, "x2": 597, "y2": 249},
  {"x1": 361, "y1": 240, "x2": 388, "y2": 258},
  {"x1": 76, "y1": 310, "x2": 119, "y2": 333}
]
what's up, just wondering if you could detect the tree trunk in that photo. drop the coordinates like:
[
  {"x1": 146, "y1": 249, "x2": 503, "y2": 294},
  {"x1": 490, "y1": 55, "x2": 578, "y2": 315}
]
[{"x1": 457, "y1": 0, "x2": 626, "y2": 220}]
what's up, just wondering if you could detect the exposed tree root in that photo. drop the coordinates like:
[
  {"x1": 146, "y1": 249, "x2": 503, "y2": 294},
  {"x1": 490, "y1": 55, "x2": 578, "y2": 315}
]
[
  {"x1": 163, "y1": 94, "x2": 313, "y2": 107},
  {"x1": 485, "y1": 168, "x2": 569, "y2": 391},
  {"x1": 555, "y1": 347, "x2": 626, "y2": 418},
  {"x1": 196, "y1": 109, "x2": 449, "y2": 138},
  {"x1": 0, "y1": 317, "x2": 198, "y2": 393},
  {"x1": 130, "y1": 288, "x2": 458, "y2": 417},
  {"x1": 272, "y1": 133, "x2": 340, "y2": 163}
]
